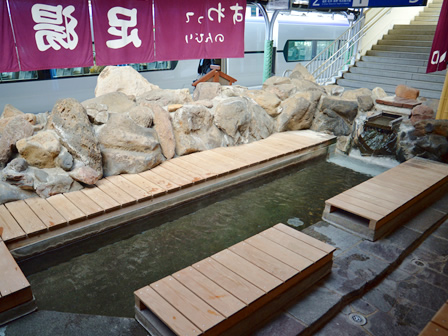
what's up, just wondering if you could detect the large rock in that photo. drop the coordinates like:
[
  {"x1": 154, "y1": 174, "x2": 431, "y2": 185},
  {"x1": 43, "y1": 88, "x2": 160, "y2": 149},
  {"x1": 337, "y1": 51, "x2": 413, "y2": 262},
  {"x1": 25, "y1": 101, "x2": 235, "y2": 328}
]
[
  {"x1": 98, "y1": 113, "x2": 164, "y2": 175},
  {"x1": 372, "y1": 87, "x2": 387, "y2": 102},
  {"x1": 276, "y1": 94, "x2": 316, "y2": 132},
  {"x1": 48, "y1": 98, "x2": 102, "y2": 184},
  {"x1": 291, "y1": 78, "x2": 325, "y2": 94},
  {"x1": 128, "y1": 105, "x2": 154, "y2": 128},
  {"x1": 311, "y1": 109, "x2": 351, "y2": 136},
  {"x1": 137, "y1": 89, "x2": 193, "y2": 107},
  {"x1": 415, "y1": 134, "x2": 448, "y2": 162},
  {"x1": 16, "y1": 131, "x2": 61, "y2": 168},
  {"x1": 148, "y1": 103, "x2": 175, "y2": 160},
  {"x1": 0, "y1": 116, "x2": 34, "y2": 168},
  {"x1": 341, "y1": 88, "x2": 372, "y2": 100},
  {"x1": 1, "y1": 158, "x2": 34, "y2": 190},
  {"x1": 0, "y1": 181, "x2": 35, "y2": 205},
  {"x1": 193, "y1": 82, "x2": 222, "y2": 101},
  {"x1": 357, "y1": 95, "x2": 374, "y2": 112},
  {"x1": 172, "y1": 105, "x2": 230, "y2": 155},
  {"x1": 95, "y1": 66, "x2": 159, "y2": 97},
  {"x1": 34, "y1": 168, "x2": 82, "y2": 198},
  {"x1": 410, "y1": 105, "x2": 435, "y2": 125},
  {"x1": 83, "y1": 92, "x2": 136, "y2": 114},
  {"x1": 396, "y1": 84, "x2": 419, "y2": 100},
  {"x1": 246, "y1": 90, "x2": 281, "y2": 117},
  {"x1": 289, "y1": 63, "x2": 316, "y2": 82},
  {"x1": 320, "y1": 96, "x2": 359, "y2": 124}
]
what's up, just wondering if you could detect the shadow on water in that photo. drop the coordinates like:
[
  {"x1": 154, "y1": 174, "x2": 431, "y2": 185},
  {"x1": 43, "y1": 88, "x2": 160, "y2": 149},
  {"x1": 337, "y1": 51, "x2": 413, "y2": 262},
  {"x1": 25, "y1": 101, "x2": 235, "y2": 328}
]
[{"x1": 21, "y1": 158, "x2": 370, "y2": 318}]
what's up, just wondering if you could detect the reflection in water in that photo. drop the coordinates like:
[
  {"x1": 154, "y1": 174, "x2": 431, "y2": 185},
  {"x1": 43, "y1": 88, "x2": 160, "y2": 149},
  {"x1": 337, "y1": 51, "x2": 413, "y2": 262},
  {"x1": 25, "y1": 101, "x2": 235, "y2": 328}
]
[{"x1": 26, "y1": 160, "x2": 369, "y2": 317}]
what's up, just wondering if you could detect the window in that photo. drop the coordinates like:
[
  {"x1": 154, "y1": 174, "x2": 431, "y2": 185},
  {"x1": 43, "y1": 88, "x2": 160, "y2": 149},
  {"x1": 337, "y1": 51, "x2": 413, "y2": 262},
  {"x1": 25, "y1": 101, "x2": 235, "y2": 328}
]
[
  {"x1": 284, "y1": 40, "x2": 334, "y2": 62},
  {"x1": 0, "y1": 71, "x2": 38, "y2": 82}
]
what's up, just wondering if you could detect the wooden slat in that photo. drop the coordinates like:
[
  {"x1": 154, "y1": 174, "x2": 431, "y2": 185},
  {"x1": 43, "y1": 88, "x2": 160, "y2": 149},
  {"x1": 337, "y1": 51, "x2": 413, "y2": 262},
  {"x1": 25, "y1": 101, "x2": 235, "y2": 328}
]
[
  {"x1": 195, "y1": 151, "x2": 244, "y2": 172},
  {"x1": 25, "y1": 197, "x2": 67, "y2": 230},
  {"x1": 180, "y1": 152, "x2": 229, "y2": 176},
  {"x1": 332, "y1": 193, "x2": 391, "y2": 217},
  {"x1": 0, "y1": 241, "x2": 29, "y2": 297},
  {"x1": 170, "y1": 157, "x2": 218, "y2": 180},
  {"x1": 150, "y1": 166, "x2": 193, "y2": 189},
  {"x1": 247, "y1": 143, "x2": 284, "y2": 160},
  {"x1": 5, "y1": 200, "x2": 47, "y2": 235},
  {"x1": 64, "y1": 191, "x2": 104, "y2": 218},
  {"x1": 273, "y1": 224, "x2": 335, "y2": 254},
  {"x1": 95, "y1": 178, "x2": 136, "y2": 206},
  {"x1": 433, "y1": 302, "x2": 448, "y2": 330},
  {"x1": 409, "y1": 157, "x2": 448, "y2": 175},
  {"x1": 173, "y1": 266, "x2": 246, "y2": 318},
  {"x1": 343, "y1": 188, "x2": 400, "y2": 211},
  {"x1": 382, "y1": 169, "x2": 438, "y2": 189},
  {"x1": 246, "y1": 234, "x2": 314, "y2": 270},
  {"x1": 139, "y1": 170, "x2": 180, "y2": 193},
  {"x1": 325, "y1": 197, "x2": 383, "y2": 221},
  {"x1": 202, "y1": 150, "x2": 249, "y2": 169},
  {"x1": 371, "y1": 174, "x2": 425, "y2": 193},
  {"x1": 212, "y1": 146, "x2": 262, "y2": 166},
  {"x1": 349, "y1": 183, "x2": 411, "y2": 207},
  {"x1": 121, "y1": 173, "x2": 166, "y2": 198},
  {"x1": 193, "y1": 257, "x2": 264, "y2": 305},
  {"x1": 0, "y1": 205, "x2": 26, "y2": 242},
  {"x1": 135, "y1": 286, "x2": 201, "y2": 336},
  {"x1": 229, "y1": 241, "x2": 297, "y2": 281},
  {"x1": 151, "y1": 276, "x2": 225, "y2": 332},
  {"x1": 46, "y1": 194, "x2": 86, "y2": 224},
  {"x1": 106, "y1": 175, "x2": 151, "y2": 202},
  {"x1": 419, "y1": 321, "x2": 448, "y2": 336},
  {"x1": 260, "y1": 227, "x2": 327, "y2": 262},
  {"x1": 160, "y1": 161, "x2": 205, "y2": 184},
  {"x1": 81, "y1": 187, "x2": 121, "y2": 212},
  {"x1": 212, "y1": 250, "x2": 282, "y2": 292}
]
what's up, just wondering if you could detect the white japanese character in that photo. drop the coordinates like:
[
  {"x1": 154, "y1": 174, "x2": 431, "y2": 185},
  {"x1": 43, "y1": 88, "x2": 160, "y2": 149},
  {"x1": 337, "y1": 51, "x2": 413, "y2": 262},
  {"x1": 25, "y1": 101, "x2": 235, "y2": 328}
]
[
  {"x1": 186, "y1": 12, "x2": 194, "y2": 23},
  {"x1": 230, "y1": 3, "x2": 244, "y2": 24},
  {"x1": 32, "y1": 4, "x2": 78, "y2": 51},
  {"x1": 208, "y1": 3, "x2": 225, "y2": 23},
  {"x1": 106, "y1": 7, "x2": 141, "y2": 49}
]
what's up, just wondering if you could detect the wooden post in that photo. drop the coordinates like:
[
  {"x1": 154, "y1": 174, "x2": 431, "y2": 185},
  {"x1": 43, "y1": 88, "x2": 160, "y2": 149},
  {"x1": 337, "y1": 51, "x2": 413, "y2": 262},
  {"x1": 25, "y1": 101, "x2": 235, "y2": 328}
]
[{"x1": 436, "y1": 71, "x2": 448, "y2": 120}]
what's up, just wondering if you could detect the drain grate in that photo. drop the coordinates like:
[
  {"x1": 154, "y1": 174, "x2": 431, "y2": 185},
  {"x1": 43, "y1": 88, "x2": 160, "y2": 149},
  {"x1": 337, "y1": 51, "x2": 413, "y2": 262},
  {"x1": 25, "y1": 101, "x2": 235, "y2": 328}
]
[{"x1": 349, "y1": 313, "x2": 367, "y2": 326}]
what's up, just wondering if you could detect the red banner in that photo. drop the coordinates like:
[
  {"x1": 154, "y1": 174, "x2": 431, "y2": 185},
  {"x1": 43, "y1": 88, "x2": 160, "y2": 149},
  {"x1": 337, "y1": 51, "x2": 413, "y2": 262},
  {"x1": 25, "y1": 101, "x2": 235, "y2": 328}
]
[
  {"x1": 1, "y1": 0, "x2": 19, "y2": 72},
  {"x1": 426, "y1": 0, "x2": 448, "y2": 73},
  {"x1": 9, "y1": 0, "x2": 93, "y2": 71},
  {"x1": 154, "y1": 0, "x2": 246, "y2": 61},
  {"x1": 91, "y1": 0, "x2": 154, "y2": 66}
]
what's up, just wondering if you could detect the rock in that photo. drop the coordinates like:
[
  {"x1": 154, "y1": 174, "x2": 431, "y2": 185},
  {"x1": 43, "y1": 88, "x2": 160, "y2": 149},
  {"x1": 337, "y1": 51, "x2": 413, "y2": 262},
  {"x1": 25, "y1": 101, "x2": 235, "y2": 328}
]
[
  {"x1": 149, "y1": 104, "x2": 175, "y2": 160},
  {"x1": 415, "y1": 134, "x2": 448, "y2": 162},
  {"x1": 34, "y1": 168, "x2": 81, "y2": 198},
  {"x1": 167, "y1": 104, "x2": 183, "y2": 112},
  {"x1": 55, "y1": 147, "x2": 73, "y2": 171},
  {"x1": 372, "y1": 87, "x2": 388, "y2": 102},
  {"x1": 336, "y1": 135, "x2": 352, "y2": 154},
  {"x1": 83, "y1": 92, "x2": 136, "y2": 114},
  {"x1": 193, "y1": 82, "x2": 222, "y2": 101},
  {"x1": 320, "y1": 96, "x2": 359, "y2": 123},
  {"x1": 324, "y1": 85, "x2": 344, "y2": 96},
  {"x1": 276, "y1": 94, "x2": 316, "y2": 132},
  {"x1": 265, "y1": 84, "x2": 297, "y2": 100},
  {"x1": 291, "y1": 78, "x2": 325, "y2": 94},
  {"x1": 432, "y1": 120, "x2": 448, "y2": 137},
  {"x1": 137, "y1": 88, "x2": 193, "y2": 107},
  {"x1": 220, "y1": 85, "x2": 248, "y2": 97},
  {"x1": 358, "y1": 95, "x2": 374, "y2": 112},
  {"x1": 94, "y1": 66, "x2": 159, "y2": 97},
  {"x1": 128, "y1": 105, "x2": 154, "y2": 128},
  {"x1": 1, "y1": 159, "x2": 34, "y2": 190},
  {"x1": 246, "y1": 90, "x2": 281, "y2": 117},
  {"x1": 289, "y1": 63, "x2": 316, "y2": 82},
  {"x1": 16, "y1": 131, "x2": 61, "y2": 168},
  {"x1": 172, "y1": 105, "x2": 229, "y2": 155},
  {"x1": 341, "y1": 88, "x2": 372, "y2": 100},
  {"x1": 193, "y1": 100, "x2": 214, "y2": 109},
  {"x1": 69, "y1": 164, "x2": 102, "y2": 185},
  {"x1": 2, "y1": 104, "x2": 24, "y2": 118},
  {"x1": 6, "y1": 158, "x2": 28, "y2": 172},
  {"x1": 262, "y1": 76, "x2": 292, "y2": 88},
  {"x1": 101, "y1": 148, "x2": 165, "y2": 176},
  {"x1": 311, "y1": 109, "x2": 352, "y2": 136},
  {"x1": 410, "y1": 105, "x2": 435, "y2": 125},
  {"x1": 0, "y1": 116, "x2": 34, "y2": 168},
  {"x1": 48, "y1": 98, "x2": 103, "y2": 182},
  {"x1": 0, "y1": 181, "x2": 35, "y2": 205},
  {"x1": 396, "y1": 84, "x2": 419, "y2": 100}
]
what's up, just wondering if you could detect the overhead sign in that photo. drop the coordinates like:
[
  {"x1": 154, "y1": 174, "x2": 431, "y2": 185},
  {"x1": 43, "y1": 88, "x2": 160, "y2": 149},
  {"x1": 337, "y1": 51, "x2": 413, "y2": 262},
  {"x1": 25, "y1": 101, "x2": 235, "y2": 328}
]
[
  {"x1": 309, "y1": 0, "x2": 427, "y2": 9},
  {"x1": 267, "y1": 0, "x2": 291, "y2": 10},
  {"x1": 427, "y1": 0, "x2": 447, "y2": 73}
]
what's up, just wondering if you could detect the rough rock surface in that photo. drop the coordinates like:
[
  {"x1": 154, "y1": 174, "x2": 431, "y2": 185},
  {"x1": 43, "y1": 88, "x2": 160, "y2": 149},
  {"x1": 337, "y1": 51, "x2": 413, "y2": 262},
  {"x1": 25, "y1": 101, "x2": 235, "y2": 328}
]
[
  {"x1": 341, "y1": 88, "x2": 372, "y2": 100},
  {"x1": 48, "y1": 98, "x2": 103, "y2": 183},
  {"x1": 289, "y1": 63, "x2": 316, "y2": 82},
  {"x1": 95, "y1": 66, "x2": 159, "y2": 97},
  {"x1": 83, "y1": 91, "x2": 136, "y2": 115},
  {"x1": 193, "y1": 83, "x2": 222, "y2": 101},
  {"x1": 149, "y1": 104, "x2": 176, "y2": 160},
  {"x1": 246, "y1": 90, "x2": 281, "y2": 117},
  {"x1": 1, "y1": 158, "x2": 34, "y2": 190},
  {"x1": 0, "y1": 181, "x2": 35, "y2": 204},
  {"x1": 34, "y1": 168, "x2": 82, "y2": 198},
  {"x1": 372, "y1": 87, "x2": 388, "y2": 102},
  {"x1": 276, "y1": 93, "x2": 317, "y2": 132},
  {"x1": 320, "y1": 96, "x2": 359, "y2": 124},
  {"x1": 138, "y1": 89, "x2": 193, "y2": 107},
  {"x1": 128, "y1": 105, "x2": 154, "y2": 128},
  {"x1": 410, "y1": 105, "x2": 435, "y2": 125},
  {"x1": 0, "y1": 116, "x2": 34, "y2": 168},
  {"x1": 16, "y1": 131, "x2": 61, "y2": 168},
  {"x1": 312, "y1": 109, "x2": 351, "y2": 136},
  {"x1": 396, "y1": 84, "x2": 419, "y2": 100},
  {"x1": 357, "y1": 95, "x2": 374, "y2": 112},
  {"x1": 2, "y1": 104, "x2": 24, "y2": 118},
  {"x1": 101, "y1": 148, "x2": 165, "y2": 176}
]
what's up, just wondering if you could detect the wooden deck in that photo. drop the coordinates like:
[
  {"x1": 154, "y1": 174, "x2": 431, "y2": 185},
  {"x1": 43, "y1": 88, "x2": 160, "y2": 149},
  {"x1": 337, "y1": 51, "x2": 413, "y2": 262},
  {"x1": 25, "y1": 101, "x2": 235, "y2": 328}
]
[
  {"x1": 134, "y1": 223, "x2": 335, "y2": 336},
  {"x1": 0, "y1": 130, "x2": 334, "y2": 250},
  {"x1": 323, "y1": 157, "x2": 448, "y2": 241},
  {"x1": 419, "y1": 300, "x2": 448, "y2": 336}
]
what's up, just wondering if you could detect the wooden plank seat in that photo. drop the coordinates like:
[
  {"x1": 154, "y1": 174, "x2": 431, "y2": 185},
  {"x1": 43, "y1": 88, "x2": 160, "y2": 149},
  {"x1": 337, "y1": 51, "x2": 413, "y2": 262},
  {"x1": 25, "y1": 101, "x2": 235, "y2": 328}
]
[
  {"x1": 419, "y1": 300, "x2": 448, "y2": 336},
  {"x1": 134, "y1": 223, "x2": 335, "y2": 336},
  {"x1": 0, "y1": 240, "x2": 35, "y2": 325},
  {"x1": 323, "y1": 157, "x2": 448, "y2": 241}
]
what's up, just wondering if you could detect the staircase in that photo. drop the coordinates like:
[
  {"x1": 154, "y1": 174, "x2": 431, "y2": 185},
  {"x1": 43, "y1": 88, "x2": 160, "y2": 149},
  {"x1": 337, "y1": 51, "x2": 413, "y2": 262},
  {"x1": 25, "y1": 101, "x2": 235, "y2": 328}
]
[{"x1": 337, "y1": 0, "x2": 446, "y2": 100}]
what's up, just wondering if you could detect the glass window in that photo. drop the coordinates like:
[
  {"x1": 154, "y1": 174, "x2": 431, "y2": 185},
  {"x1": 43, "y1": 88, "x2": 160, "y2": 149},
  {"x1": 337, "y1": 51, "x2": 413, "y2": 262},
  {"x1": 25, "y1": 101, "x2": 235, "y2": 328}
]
[
  {"x1": 0, "y1": 71, "x2": 38, "y2": 82},
  {"x1": 284, "y1": 40, "x2": 334, "y2": 62}
]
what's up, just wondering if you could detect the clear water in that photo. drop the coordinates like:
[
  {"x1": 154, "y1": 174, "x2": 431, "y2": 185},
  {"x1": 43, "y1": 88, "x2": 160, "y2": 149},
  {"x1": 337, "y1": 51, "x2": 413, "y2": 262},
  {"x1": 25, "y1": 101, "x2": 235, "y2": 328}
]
[{"x1": 23, "y1": 159, "x2": 369, "y2": 318}]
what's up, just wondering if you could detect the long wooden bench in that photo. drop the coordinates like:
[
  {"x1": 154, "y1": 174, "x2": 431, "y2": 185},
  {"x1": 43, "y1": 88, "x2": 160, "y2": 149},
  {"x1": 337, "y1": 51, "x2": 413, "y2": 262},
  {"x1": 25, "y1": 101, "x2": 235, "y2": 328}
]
[
  {"x1": 0, "y1": 239, "x2": 35, "y2": 325},
  {"x1": 419, "y1": 300, "x2": 448, "y2": 336},
  {"x1": 134, "y1": 223, "x2": 335, "y2": 336},
  {"x1": 323, "y1": 157, "x2": 448, "y2": 241}
]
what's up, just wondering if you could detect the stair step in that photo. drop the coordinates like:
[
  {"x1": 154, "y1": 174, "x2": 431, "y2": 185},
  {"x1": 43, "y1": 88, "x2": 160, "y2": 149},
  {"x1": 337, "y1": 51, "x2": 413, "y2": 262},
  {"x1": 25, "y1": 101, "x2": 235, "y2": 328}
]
[
  {"x1": 410, "y1": 21, "x2": 438, "y2": 25},
  {"x1": 361, "y1": 55, "x2": 428, "y2": 67},
  {"x1": 336, "y1": 78, "x2": 442, "y2": 99},
  {"x1": 372, "y1": 45, "x2": 432, "y2": 53},
  {"x1": 419, "y1": 12, "x2": 441, "y2": 17},
  {"x1": 342, "y1": 72, "x2": 444, "y2": 91},
  {"x1": 378, "y1": 40, "x2": 433, "y2": 47},
  {"x1": 348, "y1": 67, "x2": 446, "y2": 83},
  {"x1": 355, "y1": 60, "x2": 447, "y2": 76},
  {"x1": 383, "y1": 34, "x2": 434, "y2": 41},
  {"x1": 366, "y1": 50, "x2": 430, "y2": 60},
  {"x1": 414, "y1": 16, "x2": 440, "y2": 21},
  {"x1": 393, "y1": 24, "x2": 436, "y2": 31}
]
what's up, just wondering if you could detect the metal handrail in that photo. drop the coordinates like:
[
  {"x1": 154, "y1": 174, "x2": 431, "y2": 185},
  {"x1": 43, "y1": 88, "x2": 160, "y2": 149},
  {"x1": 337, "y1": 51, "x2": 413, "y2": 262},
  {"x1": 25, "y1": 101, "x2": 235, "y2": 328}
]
[{"x1": 305, "y1": 8, "x2": 392, "y2": 85}]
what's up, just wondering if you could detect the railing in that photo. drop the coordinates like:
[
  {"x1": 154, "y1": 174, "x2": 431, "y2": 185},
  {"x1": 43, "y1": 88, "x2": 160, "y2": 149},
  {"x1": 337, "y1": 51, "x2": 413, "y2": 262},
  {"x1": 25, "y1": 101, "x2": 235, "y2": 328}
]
[{"x1": 305, "y1": 8, "x2": 392, "y2": 85}]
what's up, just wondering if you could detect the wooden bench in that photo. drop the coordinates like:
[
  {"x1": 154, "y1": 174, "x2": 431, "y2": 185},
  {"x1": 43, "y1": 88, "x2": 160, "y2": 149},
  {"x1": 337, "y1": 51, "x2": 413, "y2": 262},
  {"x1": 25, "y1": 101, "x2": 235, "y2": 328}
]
[
  {"x1": 0, "y1": 240, "x2": 35, "y2": 325},
  {"x1": 134, "y1": 223, "x2": 335, "y2": 336},
  {"x1": 323, "y1": 157, "x2": 448, "y2": 241},
  {"x1": 419, "y1": 300, "x2": 448, "y2": 336}
]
